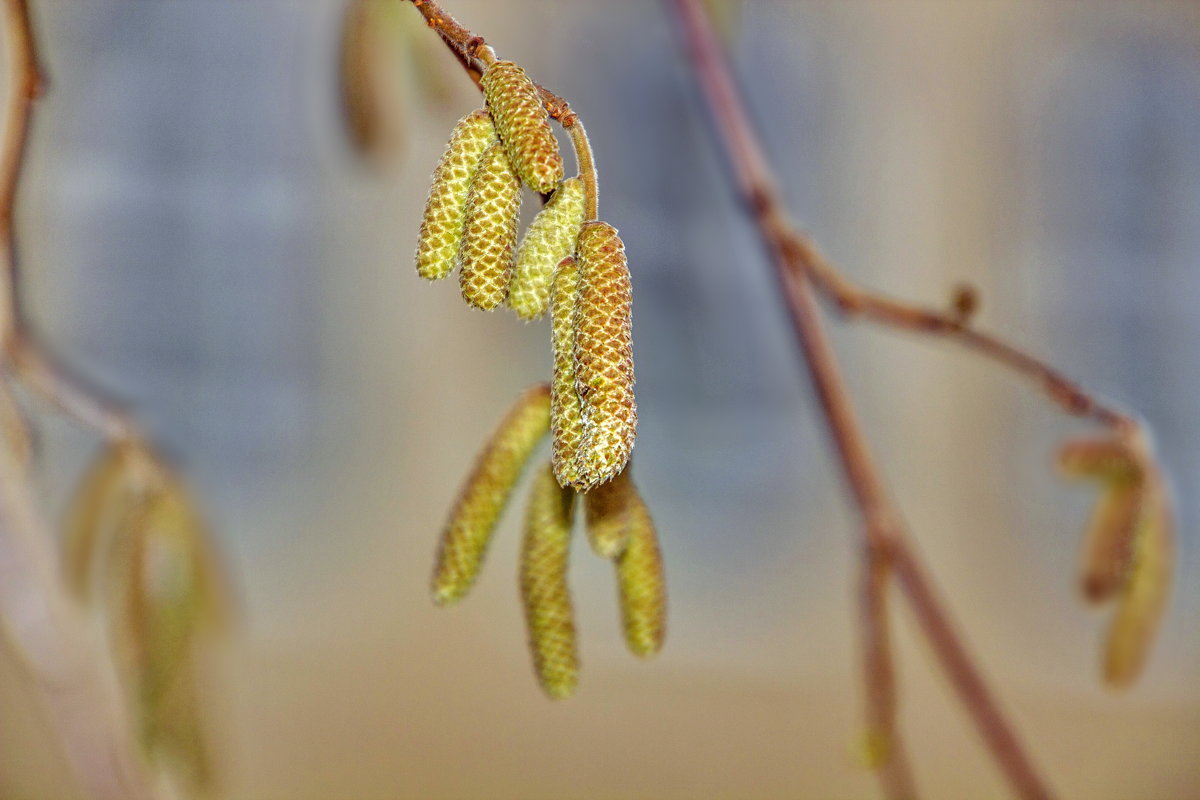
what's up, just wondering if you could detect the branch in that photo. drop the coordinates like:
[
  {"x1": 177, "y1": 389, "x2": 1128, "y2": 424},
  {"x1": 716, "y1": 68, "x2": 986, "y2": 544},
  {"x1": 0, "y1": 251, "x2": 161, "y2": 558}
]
[
  {"x1": 0, "y1": 2, "x2": 158, "y2": 797},
  {"x1": 404, "y1": 0, "x2": 601, "y2": 217},
  {"x1": 667, "y1": 1, "x2": 1056, "y2": 798}
]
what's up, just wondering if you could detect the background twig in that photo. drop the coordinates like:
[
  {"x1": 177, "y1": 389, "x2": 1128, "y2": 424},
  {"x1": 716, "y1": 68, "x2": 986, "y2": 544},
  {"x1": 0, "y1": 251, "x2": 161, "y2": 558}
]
[
  {"x1": 0, "y1": 1, "x2": 158, "y2": 797},
  {"x1": 667, "y1": 1, "x2": 1060, "y2": 798}
]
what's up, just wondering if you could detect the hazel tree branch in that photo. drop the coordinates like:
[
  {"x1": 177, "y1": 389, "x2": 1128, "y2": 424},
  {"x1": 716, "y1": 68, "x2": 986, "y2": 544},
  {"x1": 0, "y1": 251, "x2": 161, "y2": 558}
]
[
  {"x1": 0, "y1": 1, "x2": 159, "y2": 797},
  {"x1": 667, "y1": 1, "x2": 1059, "y2": 798},
  {"x1": 404, "y1": 0, "x2": 601, "y2": 216}
]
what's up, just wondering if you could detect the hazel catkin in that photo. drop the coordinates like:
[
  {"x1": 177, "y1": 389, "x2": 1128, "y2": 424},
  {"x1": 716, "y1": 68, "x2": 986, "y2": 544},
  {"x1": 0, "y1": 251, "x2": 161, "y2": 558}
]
[
  {"x1": 432, "y1": 384, "x2": 551, "y2": 605},
  {"x1": 481, "y1": 60, "x2": 564, "y2": 194},
  {"x1": 573, "y1": 221, "x2": 636, "y2": 490},
  {"x1": 1103, "y1": 481, "x2": 1173, "y2": 688},
  {"x1": 459, "y1": 142, "x2": 522, "y2": 309},
  {"x1": 509, "y1": 178, "x2": 586, "y2": 320},
  {"x1": 615, "y1": 490, "x2": 666, "y2": 658},
  {"x1": 415, "y1": 109, "x2": 497, "y2": 281},
  {"x1": 583, "y1": 465, "x2": 634, "y2": 559},
  {"x1": 520, "y1": 464, "x2": 579, "y2": 699},
  {"x1": 550, "y1": 256, "x2": 585, "y2": 489}
]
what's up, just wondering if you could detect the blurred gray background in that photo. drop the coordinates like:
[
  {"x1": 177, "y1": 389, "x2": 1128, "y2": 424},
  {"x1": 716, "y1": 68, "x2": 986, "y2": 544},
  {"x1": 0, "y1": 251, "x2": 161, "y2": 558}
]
[{"x1": 0, "y1": 1, "x2": 1196, "y2": 798}]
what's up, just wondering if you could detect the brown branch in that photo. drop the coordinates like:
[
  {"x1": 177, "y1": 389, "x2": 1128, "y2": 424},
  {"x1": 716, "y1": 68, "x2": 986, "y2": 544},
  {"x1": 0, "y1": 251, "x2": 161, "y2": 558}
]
[
  {"x1": 668, "y1": 1, "x2": 1057, "y2": 799},
  {"x1": 0, "y1": 2, "x2": 159, "y2": 797},
  {"x1": 404, "y1": 0, "x2": 602, "y2": 219}
]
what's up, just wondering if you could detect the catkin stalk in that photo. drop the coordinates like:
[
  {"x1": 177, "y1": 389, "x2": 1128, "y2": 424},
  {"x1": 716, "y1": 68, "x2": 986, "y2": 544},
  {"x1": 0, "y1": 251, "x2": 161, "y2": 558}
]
[
  {"x1": 573, "y1": 221, "x2": 636, "y2": 490},
  {"x1": 459, "y1": 142, "x2": 522, "y2": 309},
  {"x1": 481, "y1": 60, "x2": 564, "y2": 194},
  {"x1": 509, "y1": 178, "x2": 586, "y2": 320},
  {"x1": 520, "y1": 465, "x2": 579, "y2": 699},
  {"x1": 415, "y1": 109, "x2": 497, "y2": 280},
  {"x1": 432, "y1": 384, "x2": 552, "y2": 605}
]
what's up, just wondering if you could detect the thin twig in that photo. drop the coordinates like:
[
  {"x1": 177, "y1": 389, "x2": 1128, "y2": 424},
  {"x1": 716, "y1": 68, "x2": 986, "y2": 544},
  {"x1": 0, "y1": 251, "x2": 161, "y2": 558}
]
[
  {"x1": 668, "y1": 1, "x2": 1057, "y2": 798},
  {"x1": 0, "y1": 2, "x2": 158, "y2": 797},
  {"x1": 404, "y1": 0, "x2": 602, "y2": 218}
]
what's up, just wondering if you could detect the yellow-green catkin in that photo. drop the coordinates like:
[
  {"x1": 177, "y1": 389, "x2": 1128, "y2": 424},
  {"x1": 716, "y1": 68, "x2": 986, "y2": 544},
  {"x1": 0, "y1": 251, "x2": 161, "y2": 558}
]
[
  {"x1": 1058, "y1": 438, "x2": 1145, "y2": 603},
  {"x1": 520, "y1": 464, "x2": 579, "y2": 699},
  {"x1": 1079, "y1": 482, "x2": 1144, "y2": 603},
  {"x1": 550, "y1": 257, "x2": 585, "y2": 489},
  {"x1": 1104, "y1": 482, "x2": 1173, "y2": 688},
  {"x1": 63, "y1": 442, "x2": 138, "y2": 599},
  {"x1": 509, "y1": 178, "x2": 587, "y2": 320},
  {"x1": 459, "y1": 142, "x2": 522, "y2": 309},
  {"x1": 432, "y1": 384, "x2": 552, "y2": 605},
  {"x1": 615, "y1": 491, "x2": 665, "y2": 658},
  {"x1": 480, "y1": 60, "x2": 564, "y2": 194},
  {"x1": 583, "y1": 466, "x2": 633, "y2": 559},
  {"x1": 573, "y1": 221, "x2": 636, "y2": 490},
  {"x1": 415, "y1": 109, "x2": 497, "y2": 280}
]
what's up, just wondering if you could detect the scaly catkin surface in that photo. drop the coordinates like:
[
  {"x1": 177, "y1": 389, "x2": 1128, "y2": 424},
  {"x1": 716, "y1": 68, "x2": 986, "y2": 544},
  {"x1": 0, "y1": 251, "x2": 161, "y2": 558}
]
[
  {"x1": 573, "y1": 221, "x2": 636, "y2": 490},
  {"x1": 481, "y1": 60, "x2": 564, "y2": 194},
  {"x1": 459, "y1": 142, "x2": 522, "y2": 309},
  {"x1": 432, "y1": 384, "x2": 551, "y2": 605},
  {"x1": 509, "y1": 178, "x2": 586, "y2": 320},
  {"x1": 416, "y1": 109, "x2": 497, "y2": 280},
  {"x1": 615, "y1": 490, "x2": 665, "y2": 658},
  {"x1": 550, "y1": 257, "x2": 585, "y2": 489},
  {"x1": 520, "y1": 465, "x2": 579, "y2": 699},
  {"x1": 583, "y1": 466, "x2": 633, "y2": 559}
]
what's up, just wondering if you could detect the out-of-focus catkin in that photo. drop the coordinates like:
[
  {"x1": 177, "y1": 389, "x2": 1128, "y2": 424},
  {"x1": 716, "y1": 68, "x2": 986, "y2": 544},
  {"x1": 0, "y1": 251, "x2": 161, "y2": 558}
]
[
  {"x1": 520, "y1": 465, "x2": 579, "y2": 699},
  {"x1": 1104, "y1": 481, "x2": 1173, "y2": 688},
  {"x1": 415, "y1": 109, "x2": 497, "y2": 280},
  {"x1": 509, "y1": 178, "x2": 586, "y2": 320},
  {"x1": 480, "y1": 60, "x2": 564, "y2": 194},
  {"x1": 615, "y1": 491, "x2": 665, "y2": 658},
  {"x1": 583, "y1": 466, "x2": 633, "y2": 559},
  {"x1": 573, "y1": 221, "x2": 636, "y2": 490},
  {"x1": 550, "y1": 257, "x2": 585, "y2": 489},
  {"x1": 1058, "y1": 438, "x2": 1145, "y2": 602},
  {"x1": 432, "y1": 384, "x2": 551, "y2": 605},
  {"x1": 459, "y1": 142, "x2": 522, "y2": 309}
]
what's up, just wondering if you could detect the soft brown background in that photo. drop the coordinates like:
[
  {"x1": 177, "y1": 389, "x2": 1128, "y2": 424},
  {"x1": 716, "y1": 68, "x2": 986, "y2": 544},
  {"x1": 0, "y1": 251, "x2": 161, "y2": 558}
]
[{"x1": 0, "y1": 1, "x2": 1196, "y2": 798}]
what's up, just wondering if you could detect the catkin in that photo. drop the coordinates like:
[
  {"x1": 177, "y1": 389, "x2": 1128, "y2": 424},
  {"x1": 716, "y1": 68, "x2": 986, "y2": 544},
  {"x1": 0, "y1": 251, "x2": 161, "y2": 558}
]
[
  {"x1": 415, "y1": 109, "x2": 497, "y2": 280},
  {"x1": 459, "y1": 142, "x2": 522, "y2": 309},
  {"x1": 615, "y1": 491, "x2": 666, "y2": 658},
  {"x1": 583, "y1": 466, "x2": 633, "y2": 558},
  {"x1": 520, "y1": 465, "x2": 579, "y2": 699},
  {"x1": 63, "y1": 443, "x2": 137, "y2": 599},
  {"x1": 1059, "y1": 438, "x2": 1139, "y2": 481},
  {"x1": 1103, "y1": 482, "x2": 1173, "y2": 688},
  {"x1": 481, "y1": 60, "x2": 564, "y2": 194},
  {"x1": 573, "y1": 221, "x2": 636, "y2": 490},
  {"x1": 432, "y1": 384, "x2": 552, "y2": 605},
  {"x1": 550, "y1": 257, "x2": 585, "y2": 489},
  {"x1": 1079, "y1": 482, "x2": 1143, "y2": 603},
  {"x1": 509, "y1": 178, "x2": 587, "y2": 320},
  {"x1": 1058, "y1": 438, "x2": 1146, "y2": 603}
]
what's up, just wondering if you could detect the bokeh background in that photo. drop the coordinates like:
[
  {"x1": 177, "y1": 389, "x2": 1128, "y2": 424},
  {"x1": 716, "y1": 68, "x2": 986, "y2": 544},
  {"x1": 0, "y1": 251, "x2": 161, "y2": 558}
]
[{"x1": 0, "y1": 0, "x2": 1196, "y2": 797}]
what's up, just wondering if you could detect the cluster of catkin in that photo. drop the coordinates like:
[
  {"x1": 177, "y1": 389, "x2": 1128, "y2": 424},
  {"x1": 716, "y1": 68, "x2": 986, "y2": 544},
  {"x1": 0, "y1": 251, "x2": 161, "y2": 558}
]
[
  {"x1": 1058, "y1": 436, "x2": 1174, "y2": 688},
  {"x1": 64, "y1": 441, "x2": 228, "y2": 788},
  {"x1": 415, "y1": 60, "x2": 664, "y2": 699}
]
